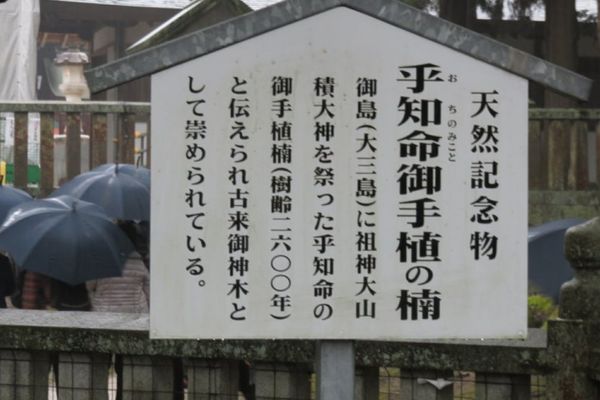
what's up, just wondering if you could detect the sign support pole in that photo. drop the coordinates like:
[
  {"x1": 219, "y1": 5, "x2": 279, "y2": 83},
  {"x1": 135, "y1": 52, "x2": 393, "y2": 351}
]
[{"x1": 316, "y1": 340, "x2": 355, "y2": 400}]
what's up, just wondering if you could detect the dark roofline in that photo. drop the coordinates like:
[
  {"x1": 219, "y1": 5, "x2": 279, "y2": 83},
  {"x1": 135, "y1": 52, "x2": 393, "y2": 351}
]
[
  {"x1": 126, "y1": 0, "x2": 252, "y2": 54},
  {"x1": 86, "y1": 0, "x2": 592, "y2": 101},
  {"x1": 47, "y1": 0, "x2": 189, "y2": 9}
]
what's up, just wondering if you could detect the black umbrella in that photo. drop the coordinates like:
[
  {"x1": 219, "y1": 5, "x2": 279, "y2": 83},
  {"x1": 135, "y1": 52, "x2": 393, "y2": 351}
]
[
  {"x1": 51, "y1": 166, "x2": 150, "y2": 221},
  {"x1": 0, "y1": 184, "x2": 32, "y2": 224},
  {"x1": 0, "y1": 195, "x2": 133, "y2": 285},
  {"x1": 92, "y1": 163, "x2": 150, "y2": 188},
  {"x1": 528, "y1": 218, "x2": 586, "y2": 301}
]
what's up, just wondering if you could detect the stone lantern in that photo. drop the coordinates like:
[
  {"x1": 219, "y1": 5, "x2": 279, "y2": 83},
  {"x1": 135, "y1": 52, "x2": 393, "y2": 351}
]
[{"x1": 54, "y1": 49, "x2": 90, "y2": 102}]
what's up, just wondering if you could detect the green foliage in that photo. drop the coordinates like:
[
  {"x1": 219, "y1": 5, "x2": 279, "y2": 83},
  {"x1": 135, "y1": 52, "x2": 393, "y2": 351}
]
[
  {"x1": 528, "y1": 294, "x2": 558, "y2": 328},
  {"x1": 576, "y1": 9, "x2": 599, "y2": 23},
  {"x1": 400, "y1": 0, "x2": 548, "y2": 20},
  {"x1": 507, "y1": 0, "x2": 545, "y2": 20},
  {"x1": 479, "y1": 0, "x2": 504, "y2": 20}
]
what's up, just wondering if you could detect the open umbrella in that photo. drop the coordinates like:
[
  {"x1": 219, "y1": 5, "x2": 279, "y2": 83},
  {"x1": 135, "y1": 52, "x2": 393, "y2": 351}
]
[
  {"x1": 92, "y1": 163, "x2": 150, "y2": 188},
  {"x1": 528, "y1": 218, "x2": 586, "y2": 301},
  {"x1": 51, "y1": 166, "x2": 150, "y2": 221},
  {"x1": 0, "y1": 195, "x2": 133, "y2": 285},
  {"x1": 0, "y1": 184, "x2": 32, "y2": 224}
]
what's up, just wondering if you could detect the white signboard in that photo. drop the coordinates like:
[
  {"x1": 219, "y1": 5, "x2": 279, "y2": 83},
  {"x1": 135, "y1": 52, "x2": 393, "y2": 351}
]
[{"x1": 151, "y1": 7, "x2": 527, "y2": 340}]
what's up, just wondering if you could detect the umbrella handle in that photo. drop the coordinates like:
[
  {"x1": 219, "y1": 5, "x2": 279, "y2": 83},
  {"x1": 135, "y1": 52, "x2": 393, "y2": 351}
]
[{"x1": 113, "y1": 138, "x2": 120, "y2": 165}]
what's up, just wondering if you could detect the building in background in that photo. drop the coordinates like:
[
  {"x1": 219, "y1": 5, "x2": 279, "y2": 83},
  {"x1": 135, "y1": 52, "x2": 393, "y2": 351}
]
[
  {"x1": 0, "y1": 0, "x2": 40, "y2": 184},
  {"x1": 0, "y1": 0, "x2": 40, "y2": 101}
]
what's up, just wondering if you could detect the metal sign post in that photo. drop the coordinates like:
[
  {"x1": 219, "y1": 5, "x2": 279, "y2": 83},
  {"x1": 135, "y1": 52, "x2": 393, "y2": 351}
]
[{"x1": 316, "y1": 341, "x2": 355, "y2": 400}]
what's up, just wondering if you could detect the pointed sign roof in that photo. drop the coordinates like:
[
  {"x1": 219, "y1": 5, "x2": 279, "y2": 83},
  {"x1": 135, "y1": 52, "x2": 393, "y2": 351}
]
[
  {"x1": 86, "y1": 0, "x2": 592, "y2": 100},
  {"x1": 126, "y1": 0, "x2": 252, "y2": 54}
]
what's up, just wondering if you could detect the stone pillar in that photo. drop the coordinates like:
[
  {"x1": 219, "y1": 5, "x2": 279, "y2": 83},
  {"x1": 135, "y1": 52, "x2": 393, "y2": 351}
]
[
  {"x1": 58, "y1": 353, "x2": 110, "y2": 400},
  {"x1": 254, "y1": 362, "x2": 311, "y2": 400},
  {"x1": 475, "y1": 373, "x2": 530, "y2": 400},
  {"x1": 546, "y1": 217, "x2": 600, "y2": 399},
  {"x1": 0, "y1": 350, "x2": 49, "y2": 400},
  {"x1": 398, "y1": 369, "x2": 453, "y2": 400}
]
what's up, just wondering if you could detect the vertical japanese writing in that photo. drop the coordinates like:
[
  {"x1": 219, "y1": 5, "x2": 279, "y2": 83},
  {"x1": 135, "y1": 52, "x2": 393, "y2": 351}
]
[
  {"x1": 184, "y1": 76, "x2": 208, "y2": 288},
  {"x1": 447, "y1": 105, "x2": 458, "y2": 162},
  {"x1": 312, "y1": 76, "x2": 336, "y2": 321},
  {"x1": 469, "y1": 90, "x2": 500, "y2": 261},
  {"x1": 270, "y1": 76, "x2": 294, "y2": 320},
  {"x1": 354, "y1": 77, "x2": 378, "y2": 319},
  {"x1": 227, "y1": 76, "x2": 251, "y2": 321},
  {"x1": 394, "y1": 64, "x2": 444, "y2": 321}
]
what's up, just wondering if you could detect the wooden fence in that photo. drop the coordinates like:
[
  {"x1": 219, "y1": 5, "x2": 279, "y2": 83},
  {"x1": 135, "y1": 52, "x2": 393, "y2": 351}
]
[
  {"x1": 0, "y1": 103, "x2": 598, "y2": 196},
  {"x1": 0, "y1": 102, "x2": 598, "y2": 190},
  {"x1": 529, "y1": 108, "x2": 600, "y2": 190},
  {"x1": 0, "y1": 101, "x2": 150, "y2": 196}
]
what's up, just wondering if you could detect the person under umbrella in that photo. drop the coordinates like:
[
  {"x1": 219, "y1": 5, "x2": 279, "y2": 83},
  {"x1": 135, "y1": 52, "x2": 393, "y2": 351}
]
[
  {"x1": 15, "y1": 271, "x2": 90, "y2": 311},
  {"x1": 20, "y1": 271, "x2": 52, "y2": 310},
  {"x1": 0, "y1": 184, "x2": 34, "y2": 308},
  {"x1": 86, "y1": 220, "x2": 149, "y2": 313},
  {"x1": 86, "y1": 220, "x2": 150, "y2": 400},
  {"x1": 137, "y1": 220, "x2": 150, "y2": 269},
  {"x1": 0, "y1": 251, "x2": 15, "y2": 308},
  {"x1": 50, "y1": 279, "x2": 91, "y2": 311},
  {"x1": 0, "y1": 195, "x2": 133, "y2": 286},
  {"x1": 51, "y1": 165, "x2": 150, "y2": 221}
]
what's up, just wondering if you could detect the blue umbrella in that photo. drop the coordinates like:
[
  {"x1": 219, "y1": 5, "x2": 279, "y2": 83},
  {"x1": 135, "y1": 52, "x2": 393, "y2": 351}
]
[
  {"x1": 51, "y1": 166, "x2": 150, "y2": 221},
  {"x1": 0, "y1": 195, "x2": 133, "y2": 285},
  {"x1": 0, "y1": 184, "x2": 32, "y2": 224},
  {"x1": 92, "y1": 163, "x2": 150, "y2": 188}
]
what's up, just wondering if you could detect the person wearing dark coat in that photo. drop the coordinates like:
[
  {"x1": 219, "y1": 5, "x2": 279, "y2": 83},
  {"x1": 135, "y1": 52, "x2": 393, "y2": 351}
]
[
  {"x1": 50, "y1": 280, "x2": 90, "y2": 311},
  {"x1": 0, "y1": 253, "x2": 15, "y2": 308}
]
